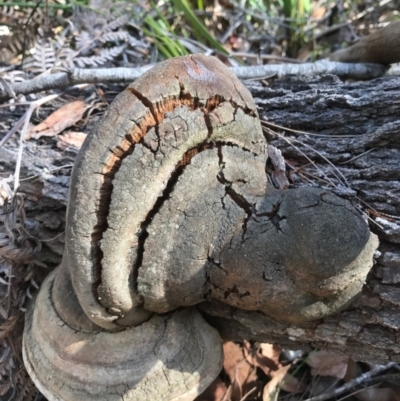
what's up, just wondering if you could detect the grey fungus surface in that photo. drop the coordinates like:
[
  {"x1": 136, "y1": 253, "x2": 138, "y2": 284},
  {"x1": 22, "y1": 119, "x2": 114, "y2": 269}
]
[
  {"x1": 24, "y1": 271, "x2": 222, "y2": 401},
  {"x1": 65, "y1": 54, "x2": 264, "y2": 330},
  {"x1": 23, "y1": 54, "x2": 379, "y2": 401}
]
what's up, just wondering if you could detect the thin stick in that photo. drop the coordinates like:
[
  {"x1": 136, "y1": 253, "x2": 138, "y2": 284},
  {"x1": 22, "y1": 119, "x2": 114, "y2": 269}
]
[
  {"x1": 265, "y1": 125, "x2": 349, "y2": 186},
  {"x1": 289, "y1": 137, "x2": 350, "y2": 188},
  {"x1": 267, "y1": 130, "x2": 337, "y2": 188},
  {"x1": 0, "y1": 61, "x2": 387, "y2": 103},
  {"x1": 261, "y1": 120, "x2": 357, "y2": 138},
  {"x1": 18, "y1": 164, "x2": 74, "y2": 182},
  {"x1": 239, "y1": 386, "x2": 257, "y2": 401},
  {"x1": 303, "y1": 362, "x2": 398, "y2": 401},
  {"x1": 13, "y1": 93, "x2": 61, "y2": 193},
  {"x1": 338, "y1": 148, "x2": 376, "y2": 164},
  {"x1": 0, "y1": 115, "x2": 25, "y2": 148}
]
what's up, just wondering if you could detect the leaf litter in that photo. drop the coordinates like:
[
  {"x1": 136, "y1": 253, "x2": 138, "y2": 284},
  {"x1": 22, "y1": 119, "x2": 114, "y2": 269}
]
[
  {"x1": 195, "y1": 344, "x2": 400, "y2": 401},
  {"x1": 25, "y1": 99, "x2": 88, "y2": 140}
]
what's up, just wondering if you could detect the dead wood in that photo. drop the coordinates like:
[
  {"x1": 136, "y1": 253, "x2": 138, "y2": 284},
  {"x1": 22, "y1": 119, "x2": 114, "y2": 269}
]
[
  {"x1": 0, "y1": 61, "x2": 388, "y2": 103},
  {"x1": 1, "y1": 73, "x2": 400, "y2": 365},
  {"x1": 330, "y1": 20, "x2": 400, "y2": 65}
]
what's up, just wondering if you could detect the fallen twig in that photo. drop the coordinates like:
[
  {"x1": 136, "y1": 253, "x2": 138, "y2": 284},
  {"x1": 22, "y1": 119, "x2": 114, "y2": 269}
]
[
  {"x1": 303, "y1": 362, "x2": 399, "y2": 401},
  {"x1": 0, "y1": 61, "x2": 387, "y2": 103},
  {"x1": 13, "y1": 93, "x2": 60, "y2": 192},
  {"x1": 232, "y1": 60, "x2": 386, "y2": 80}
]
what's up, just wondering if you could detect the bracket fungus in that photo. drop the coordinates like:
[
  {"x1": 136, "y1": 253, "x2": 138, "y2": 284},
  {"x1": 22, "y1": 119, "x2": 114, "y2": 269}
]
[{"x1": 23, "y1": 55, "x2": 379, "y2": 401}]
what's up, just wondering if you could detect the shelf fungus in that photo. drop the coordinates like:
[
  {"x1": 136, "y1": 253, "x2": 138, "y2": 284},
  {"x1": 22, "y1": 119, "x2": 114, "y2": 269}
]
[{"x1": 23, "y1": 55, "x2": 379, "y2": 401}]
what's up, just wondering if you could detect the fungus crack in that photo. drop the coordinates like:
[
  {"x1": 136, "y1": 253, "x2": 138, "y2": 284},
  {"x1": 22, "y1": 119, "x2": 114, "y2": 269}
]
[
  {"x1": 207, "y1": 255, "x2": 228, "y2": 275},
  {"x1": 224, "y1": 285, "x2": 250, "y2": 300},
  {"x1": 133, "y1": 142, "x2": 217, "y2": 295},
  {"x1": 126, "y1": 87, "x2": 161, "y2": 124},
  {"x1": 216, "y1": 159, "x2": 255, "y2": 241},
  {"x1": 91, "y1": 80, "x2": 258, "y2": 313},
  {"x1": 202, "y1": 278, "x2": 225, "y2": 301},
  {"x1": 256, "y1": 200, "x2": 286, "y2": 233}
]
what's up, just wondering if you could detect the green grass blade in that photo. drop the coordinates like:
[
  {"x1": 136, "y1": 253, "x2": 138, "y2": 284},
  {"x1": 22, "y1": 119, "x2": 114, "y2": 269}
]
[
  {"x1": 171, "y1": 0, "x2": 228, "y2": 54},
  {"x1": 144, "y1": 17, "x2": 189, "y2": 58},
  {"x1": 149, "y1": 0, "x2": 172, "y2": 28},
  {"x1": 283, "y1": 0, "x2": 292, "y2": 18}
]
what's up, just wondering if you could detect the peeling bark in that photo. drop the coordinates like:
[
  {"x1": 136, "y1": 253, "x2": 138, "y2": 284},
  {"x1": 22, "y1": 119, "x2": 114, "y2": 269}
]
[{"x1": 1, "y1": 73, "x2": 400, "y2": 364}]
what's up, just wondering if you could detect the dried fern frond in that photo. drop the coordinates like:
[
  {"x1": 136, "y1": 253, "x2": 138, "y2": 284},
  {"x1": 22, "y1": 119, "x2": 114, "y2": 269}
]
[
  {"x1": 0, "y1": 70, "x2": 26, "y2": 85},
  {"x1": 74, "y1": 30, "x2": 96, "y2": 55},
  {"x1": 68, "y1": 3, "x2": 149, "y2": 65},
  {"x1": 1, "y1": 0, "x2": 150, "y2": 73},
  {"x1": 98, "y1": 30, "x2": 132, "y2": 44},
  {"x1": 24, "y1": 29, "x2": 56, "y2": 74},
  {"x1": 109, "y1": 1, "x2": 131, "y2": 19},
  {"x1": 18, "y1": 2, "x2": 149, "y2": 73},
  {"x1": 0, "y1": 5, "x2": 44, "y2": 64},
  {"x1": 0, "y1": 178, "x2": 43, "y2": 401},
  {"x1": 105, "y1": 13, "x2": 131, "y2": 32},
  {"x1": 72, "y1": 44, "x2": 127, "y2": 67},
  {"x1": 14, "y1": 368, "x2": 40, "y2": 401}
]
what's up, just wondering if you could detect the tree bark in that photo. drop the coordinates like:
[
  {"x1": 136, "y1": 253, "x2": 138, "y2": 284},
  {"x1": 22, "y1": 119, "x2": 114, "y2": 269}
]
[{"x1": 1, "y1": 74, "x2": 399, "y2": 364}]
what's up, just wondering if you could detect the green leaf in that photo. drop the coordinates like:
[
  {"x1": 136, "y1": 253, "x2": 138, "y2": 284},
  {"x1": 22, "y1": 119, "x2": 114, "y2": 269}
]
[
  {"x1": 144, "y1": 16, "x2": 189, "y2": 58},
  {"x1": 171, "y1": 0, "x2": 228, "y2": 54},
  {"x1": 283, "y1": 0, "x2": 292, "y2": 18}
]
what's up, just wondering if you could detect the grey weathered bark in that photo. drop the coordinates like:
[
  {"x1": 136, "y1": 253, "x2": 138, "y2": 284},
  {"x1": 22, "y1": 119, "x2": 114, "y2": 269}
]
[{"x1": 1, "y1": 73, "x2": 399, "y2": 365}]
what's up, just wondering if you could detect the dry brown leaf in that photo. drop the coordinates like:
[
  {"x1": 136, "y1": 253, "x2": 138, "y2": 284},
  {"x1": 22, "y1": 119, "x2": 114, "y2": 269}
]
[
  {"x1": 259, "y1": 344, "x2": 281, "y2": 366},
  {"x1": 223, "y1": 341, "x2": 257, "y2": 401},
  {"x1": 344, "y1": 357, "x2": 361, "y2": 382},
  {"x1": 26, "y1": 100, "x2": 88, "y2": 140},
  {"x1": 279, "y1": 373, "x2": 307, "y2": 394},
  {"x1": 57, "y1": 131, "x2": 87, "y2": 150},
  {"x1": 312, "y1": 6, "x2": 326, "y2": 19},
  {"x1": 244, "y1": 341, "x2": 281, "y2": 376},
  {"x1": 194, "y1": 377, "x2": 228, "y2": 401},
  {"x1": 355, "y1": 387, "x2": 400, "y2": 401},
  {"x1": 306, "y1": 350, "x2": 349, "y2": 379},
  {"x1": 298, "y1": 49, "x2": 313, "y2": 61},
  {"x1": 262, "y1": 365, "x2": 291, "y2": 401}
]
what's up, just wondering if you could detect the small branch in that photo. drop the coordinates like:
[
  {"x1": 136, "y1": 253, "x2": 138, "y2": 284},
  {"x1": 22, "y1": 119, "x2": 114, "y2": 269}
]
[
  {"x1": 0, "y1": 66, "x2": 153, "y2": 103},
  {"x1": 232, "y1": 60, "x2": 386, "y2": 80},
  {"x1": 0, "y1": 61, "x2": 387, "y2": 103},
  {"x1": 303, "y1": 362, "x2": 399, "y2": 401}
]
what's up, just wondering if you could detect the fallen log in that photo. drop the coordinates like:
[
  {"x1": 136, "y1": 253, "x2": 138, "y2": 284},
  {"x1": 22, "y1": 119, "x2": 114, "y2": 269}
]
[{"x1": 1, "y1": 73, "x2": 399, "y2": 367}]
